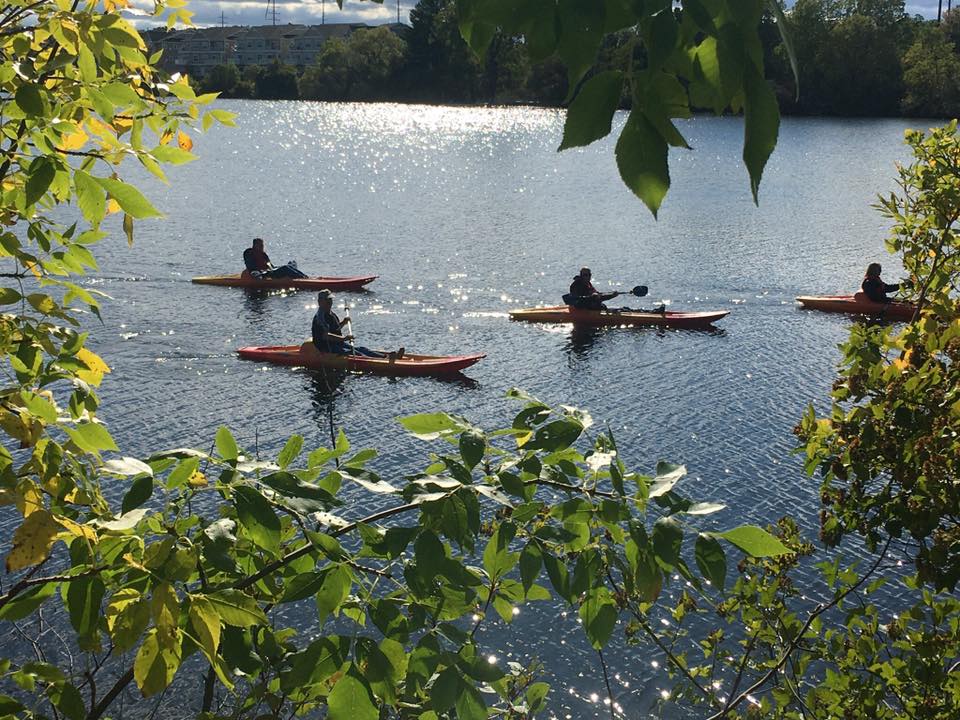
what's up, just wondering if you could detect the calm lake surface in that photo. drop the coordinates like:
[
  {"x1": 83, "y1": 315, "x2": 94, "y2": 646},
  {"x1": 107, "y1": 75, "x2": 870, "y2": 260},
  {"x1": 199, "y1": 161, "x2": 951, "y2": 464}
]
[{"x1": 4, "y1": 102, "x2": 929, "y2": 717}]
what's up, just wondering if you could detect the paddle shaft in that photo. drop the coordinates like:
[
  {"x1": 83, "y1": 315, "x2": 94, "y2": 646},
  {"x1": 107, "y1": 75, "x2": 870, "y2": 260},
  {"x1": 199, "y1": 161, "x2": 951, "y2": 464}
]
[{"x1": 343, "y1": 305, "x2": 356, "y2": 355}]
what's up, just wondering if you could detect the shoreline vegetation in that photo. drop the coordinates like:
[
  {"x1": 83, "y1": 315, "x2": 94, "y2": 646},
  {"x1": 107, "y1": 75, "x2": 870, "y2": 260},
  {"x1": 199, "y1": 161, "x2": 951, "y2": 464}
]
[{"x1": 181, "y1": 0, "x2": 960, "y2": 119}]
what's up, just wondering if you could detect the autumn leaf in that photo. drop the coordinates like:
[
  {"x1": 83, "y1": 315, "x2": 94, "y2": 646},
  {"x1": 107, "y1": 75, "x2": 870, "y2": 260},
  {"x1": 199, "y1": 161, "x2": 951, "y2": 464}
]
[
  {"x1": 188, "y1": 471, "x2": 207, "y2": 488},
  {"x1": 60, "y1": 129, "x2": 88, "y2": 150},
  {"x1": 76, "y1": 347, "x2": 111, "y2": 386},
  {"x1": 105, "y1": 198, "x2": 121, "y2": 215},
  {"x1": 177, "y1": 131, "x2": 193, "y2": 152},
  {"x1": 5, "y1": 509, "x2": 62, "y2": 572}
]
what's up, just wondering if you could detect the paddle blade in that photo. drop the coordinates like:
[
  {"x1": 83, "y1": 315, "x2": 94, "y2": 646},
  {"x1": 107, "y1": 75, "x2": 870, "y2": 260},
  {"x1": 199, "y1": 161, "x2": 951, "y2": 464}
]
[{"x1": 631, "y1": 285, "x2": 649, "y2": 297}]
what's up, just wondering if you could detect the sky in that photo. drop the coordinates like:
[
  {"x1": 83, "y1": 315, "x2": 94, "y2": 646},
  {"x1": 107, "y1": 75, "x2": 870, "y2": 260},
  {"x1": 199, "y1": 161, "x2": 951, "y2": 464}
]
[{"x1": 140, "y1": 0, "x2": 945, "y2": 31}]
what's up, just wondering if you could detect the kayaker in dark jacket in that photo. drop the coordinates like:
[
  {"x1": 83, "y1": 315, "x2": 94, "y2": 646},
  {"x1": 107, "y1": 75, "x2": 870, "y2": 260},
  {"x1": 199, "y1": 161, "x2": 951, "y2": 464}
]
[
  {"x1": 243, "y1": 238, "x2": 307, "y2": 279},
  {"x1": 861, "y1": 263, "x2": 900, "y2": 303},
  {"x1": 311, "y1": 290, "x2": 402, "y2": 359},
  {"x1": 566, "y1": 268, "x2": 620, "y2": 310}
]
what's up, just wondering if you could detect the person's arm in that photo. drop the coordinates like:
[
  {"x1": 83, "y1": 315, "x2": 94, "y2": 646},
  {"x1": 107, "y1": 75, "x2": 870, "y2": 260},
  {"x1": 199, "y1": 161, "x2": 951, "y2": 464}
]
[
  {"x1": 599, "y1": 291, "x2": 620, "y2": 302},
  {"x1": 883, "y1": 282, "x2": 900, "y2": 293}
]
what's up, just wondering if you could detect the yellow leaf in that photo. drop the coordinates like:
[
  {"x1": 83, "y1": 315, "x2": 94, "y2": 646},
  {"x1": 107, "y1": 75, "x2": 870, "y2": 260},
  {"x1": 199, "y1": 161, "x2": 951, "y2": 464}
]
[
  {"x1": 159, "y1": 130, "x2": 173, "y2": 146},
  {"x1": 57, "y1": 515, "x2": 98, "y2": 542},
  {"x1": 60, "y1": 129, "x2": 88, "y2": 151},
  {"x1": 187, "y1": 471, "x2": 207, "y2": 488},
  {"x1": 177, "y1": 131, "x2": 193, "y2": 152},
  {"x1": 112, "y1": 117, "x2": 133, "y2": 136},
  {"x1": 15, "y1": 480, "x2": 44, "y2": 517},
  {"x1": 106, "y1": 198, "x2": 121, "y2": 215},
  {"x1": 5, "y1": 509, "x2": 61, "y2": 572},
  {"x1": 86, "y1": 117, "x2": 114, "y2": 139},
  {"x1": 76, "y1": 347, "x2": 111, "y2": 386}
]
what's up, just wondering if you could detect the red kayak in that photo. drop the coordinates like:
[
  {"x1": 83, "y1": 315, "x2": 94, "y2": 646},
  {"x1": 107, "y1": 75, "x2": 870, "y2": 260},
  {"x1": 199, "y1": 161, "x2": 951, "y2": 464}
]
[
  {"x1": 796, "y1": 294, "x2": 915, "y2": 321},
  {"x1": 509, "y1": 306, "x2": 729, "y2": 329},
  {"x1": 237, "y1": 342, "x2": 484, "y2": 377},
  {"x1": 192, "y1": 271, "x2": 377, "y2": 291}
]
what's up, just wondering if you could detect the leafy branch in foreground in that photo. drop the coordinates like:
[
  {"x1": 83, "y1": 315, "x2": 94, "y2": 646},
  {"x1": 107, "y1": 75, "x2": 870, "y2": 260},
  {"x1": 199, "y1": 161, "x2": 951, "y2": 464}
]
[
  {"x1": 1, "y1": 388, "x2": 791, "y2": 718},
  {"x1": 456, "y1": 0, "x2": 790, "y2": 214}
]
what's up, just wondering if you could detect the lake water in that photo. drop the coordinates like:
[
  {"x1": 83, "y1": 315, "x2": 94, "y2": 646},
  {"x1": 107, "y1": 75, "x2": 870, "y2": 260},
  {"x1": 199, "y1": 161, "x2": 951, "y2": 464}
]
[{"x1": 4, "y1": 102, "x2": 928, "y2": 717}]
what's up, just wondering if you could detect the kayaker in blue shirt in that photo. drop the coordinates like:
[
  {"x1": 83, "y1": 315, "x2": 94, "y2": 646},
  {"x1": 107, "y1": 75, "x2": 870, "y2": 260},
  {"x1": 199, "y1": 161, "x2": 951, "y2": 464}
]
[
  {"x1": 243, "y1": 238, "x2": 308, "y2": 279},
  {"x1": 311, "y1": 290, "x2": 403, "y2": 359},
  {"x1": 861, "y1": 263, "x2": 900, "y2": 303}
]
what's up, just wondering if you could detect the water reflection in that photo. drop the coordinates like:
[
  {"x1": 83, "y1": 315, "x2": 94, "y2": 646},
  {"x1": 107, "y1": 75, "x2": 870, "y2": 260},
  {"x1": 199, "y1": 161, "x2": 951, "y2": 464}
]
[
  {"x1": 307, "y1": 368, "x2": 347, "y2": 446},
  {"x1": 242, "y1": 288, "x2": 271, "y2": 317},
  {"x1": 565, "y1": 325, "x2": 605, "y2": 358}
]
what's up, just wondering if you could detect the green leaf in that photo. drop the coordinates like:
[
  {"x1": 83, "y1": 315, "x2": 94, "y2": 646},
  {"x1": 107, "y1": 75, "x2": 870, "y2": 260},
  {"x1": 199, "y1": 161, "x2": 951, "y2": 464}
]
[
  {"x1": 559, "y1": 70, "x2": 624, "y2": 150},
  {"x1": 719, "y1": 525, "x2": 791, "y2": 557},
  {"x1": 15, "y1": 84, "x2": 43, "y2": 115},
  {"x1": 519, "y1": 541, "x2": 543, "y2": 594},
  {"x1": 742, "y1": 66, "x2": 780, "y2": 204},
  {"x1": 0, "y1": 583, "x2": 55, "y2": 621},
  {"x1": 103, "y1": 456, "x2": 154, "y2": 477},
  {"x1": 649, "y1": 461, "x2": 686, "y2": 497},
  {"x1": 105, "y1": 589, "x2": 150, "y2": 653},
  {"x1": 52, "y1": 682, "x2": 84, "y2": 720},
  {"x1": 454, "y1": 679, "x2": 488, "y2": 720},
  {"x1": 166, "y1": 456, "x2": 200, "y2": 489},
  {"x1": 328, "y1": 666, "x2": 379, "y2": 720},
  {"x1": 459, "y1": 430, "x2": 485, "y2": 469},
  {"x1": 233, "y1": 486, "x2": 280, "y2": 555},
  {"x1": 557, "y1": 0, "x2": 606, "y2": 95},
  {"x1": 429, "y1": 667, "x2": 459, "y2": 712},
  {"x1": 206, "y1": 589, "x2": 268, "y2": 627},
  {"x1": 695, "y1": 534, "x2": 727, "y2": 589},
  {"x1": 260, "y1": 471, "x2": 337, "y2": 513},
  {"x1": 25, "y1": 158, "x2": 56, "y2": 207},
  {"x1": 398, "y1": 412, "x2": 464, "y2": 440},
  {"x1": 215, "y1": 425, "x2": 238, "y2": 461},
  {"x1": 121, "y1": 474, "x2": 153, "y2": 514},
  {"x1": 65, "y1": 422, "x2": 119, "y2": 453},
  {"x1": 315, "y1": 565, "x2": 352, "y2": 622},
  {"x1": 579, "y1": 587, "x2": 618, "y2": 649},
  {"x1": 652, "y1": 516, "x2": 683, "y2": 568},
  {"x1": 92, "y1": 177, "x2": 163, "y2": 219},
  {"x1": 529, "y1": 418, "x2": 582, "y2": 451},
  {"x1": 150, "y1": 145, "x2": 196, "y2": 165},
  {"x1": 277, "y1": 434, "x2": 303, "y2": 469},
  {"x1": 616, "y1": 110, "x2": 670, "y2": 217},
  {"x1": 133, "y1": 628, "x2": 181, "y2": 697},
  {"x1": 0, "y1": 287, "x2": 20, "y2": 305},
  {"x1": 482, "y1": 522, "x2": 518, "y2": 580},
  {"x1": 188, "y1": 596, "x2": 221, "y2": 662}
]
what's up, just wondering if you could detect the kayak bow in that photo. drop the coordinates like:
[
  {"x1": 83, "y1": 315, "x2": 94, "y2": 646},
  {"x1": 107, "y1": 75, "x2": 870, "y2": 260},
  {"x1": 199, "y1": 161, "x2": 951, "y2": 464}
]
[
  {"x1": 237, "y1": 342, "x2": 484, "y2": 377},
  {"x1": 796, "y1": 294, "x2": 915, "y2": 321},
  {"x1": 192, "y1": 273, "x2": 377, "y2": 291},
  {"x1": 509, "y1": 306, "x2": 729, "y2": 329}
]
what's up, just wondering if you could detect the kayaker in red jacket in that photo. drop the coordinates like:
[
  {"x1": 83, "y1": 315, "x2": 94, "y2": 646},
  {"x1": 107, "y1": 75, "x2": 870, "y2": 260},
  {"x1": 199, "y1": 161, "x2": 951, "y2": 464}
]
[
  {"x1": 243, "y1": 238, "x2": 307, "y2": 279},
  {"x1": 567, "y1": 268, "x2": 621, "y2": 310},
  {"x1": 861, "y1": 263, "x2": 900, "y2": 303}
]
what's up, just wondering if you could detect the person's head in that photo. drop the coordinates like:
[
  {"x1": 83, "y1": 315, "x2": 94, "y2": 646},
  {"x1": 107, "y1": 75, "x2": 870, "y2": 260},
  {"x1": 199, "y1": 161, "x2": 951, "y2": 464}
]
[
  {"x1": 579, "y1": 267, "x2": 591, "y2": 279},
  {"x1": 317, "y1": 289, "x2": 334, "y2": 309},
  {"x1": 252, "y1": 238, "x2": 264, "y2": 251},
  {"x1": 866, "y1": 262, "x2": 882, "y2": 278}
]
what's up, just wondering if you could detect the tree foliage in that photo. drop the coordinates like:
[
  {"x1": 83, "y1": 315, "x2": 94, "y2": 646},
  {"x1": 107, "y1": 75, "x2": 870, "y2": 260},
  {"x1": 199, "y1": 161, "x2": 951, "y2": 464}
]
[{"x1": 300, "y1": 27, "x2": 407, "y2": 102}]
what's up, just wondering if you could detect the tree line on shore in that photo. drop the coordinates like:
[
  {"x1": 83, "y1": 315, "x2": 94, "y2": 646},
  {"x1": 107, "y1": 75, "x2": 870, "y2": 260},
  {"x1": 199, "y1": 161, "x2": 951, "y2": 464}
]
[{"x1": 195, "y1": 0, "x2": 960, "y2": 118}]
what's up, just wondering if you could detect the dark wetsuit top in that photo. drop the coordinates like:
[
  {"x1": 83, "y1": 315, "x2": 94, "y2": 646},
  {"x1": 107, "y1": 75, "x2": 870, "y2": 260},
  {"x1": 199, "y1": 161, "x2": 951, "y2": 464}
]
[
  {"x1": 862, "y1": 276, "x2": 899, "y2": 303},
  {"x1": 568, "y1": 276, "x2": 617, "y2": 308},
  {"x1": 312, "y1": 310, "x2": 343, "y2": 353},
  {"x1": 243, "y1": 247, "x2": 270, "y2": 272}
]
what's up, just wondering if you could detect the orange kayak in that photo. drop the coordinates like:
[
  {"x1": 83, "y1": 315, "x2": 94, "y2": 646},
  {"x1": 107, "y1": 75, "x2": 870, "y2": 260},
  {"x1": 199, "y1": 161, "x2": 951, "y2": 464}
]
[
  {"x1": 192, "y1": 272, "x2": 377, "y2": 291},
  {"x1": 796, "y1": 294, "x2": 915, "y2": 321},
  {"x1": 237, "y1": 342, "x2": 484, "y2": 377},
  {"x1": 509, "y1": 306, "x2": 729, "y2": 329}
]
